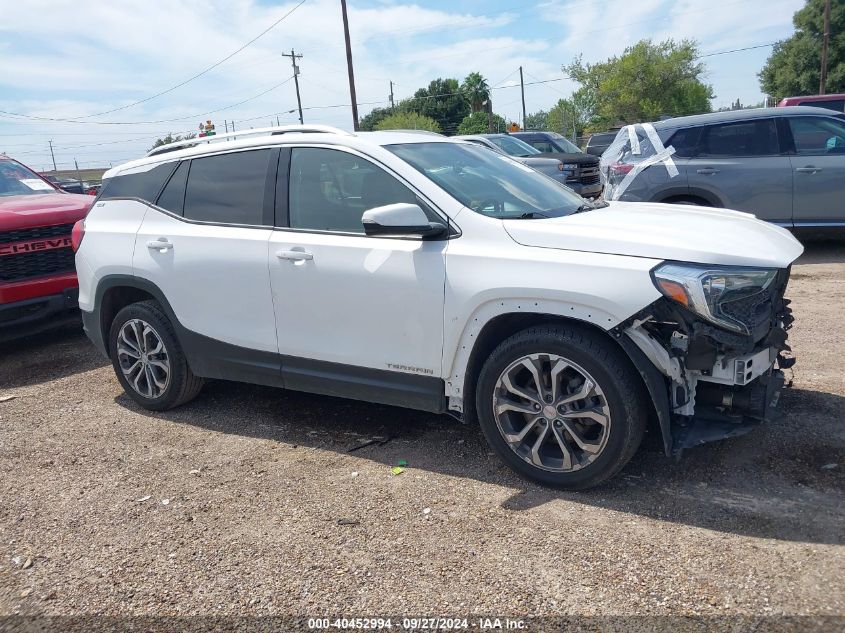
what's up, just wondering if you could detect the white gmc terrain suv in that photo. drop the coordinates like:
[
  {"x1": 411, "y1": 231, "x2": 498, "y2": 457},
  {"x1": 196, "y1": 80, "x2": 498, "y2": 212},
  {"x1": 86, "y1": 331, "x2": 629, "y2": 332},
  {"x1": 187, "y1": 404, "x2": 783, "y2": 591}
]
[{"x1": 74, "y1": 125, "x2": 803, "y2": 489}]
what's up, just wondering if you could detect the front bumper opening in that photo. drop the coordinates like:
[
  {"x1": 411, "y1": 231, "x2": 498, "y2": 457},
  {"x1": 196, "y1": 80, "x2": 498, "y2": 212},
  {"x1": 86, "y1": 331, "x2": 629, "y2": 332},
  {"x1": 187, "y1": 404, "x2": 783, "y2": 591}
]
[
  {"x1": 618, "y1": 266, "x2": 795, "y2": 458},
  {"x1": 671, "y1": 369, "x2": 785, "y2": 451}
]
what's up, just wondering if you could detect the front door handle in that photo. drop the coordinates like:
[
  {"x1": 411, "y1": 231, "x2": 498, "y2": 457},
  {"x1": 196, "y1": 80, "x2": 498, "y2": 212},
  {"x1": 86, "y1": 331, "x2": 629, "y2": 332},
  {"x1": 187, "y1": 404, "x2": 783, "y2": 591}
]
[
  {"x1": 696, "y1": 168, "x2": 720, "y2": 175},
  {"x1": 276, "y1": 249, "x2": 313, "y2": 261},
  {"x1": 795, "y1": 166, "x2": 822, "y2": 173},
  {"x1": 147, "y1": 238, "x2": 173, "y2": 252}
]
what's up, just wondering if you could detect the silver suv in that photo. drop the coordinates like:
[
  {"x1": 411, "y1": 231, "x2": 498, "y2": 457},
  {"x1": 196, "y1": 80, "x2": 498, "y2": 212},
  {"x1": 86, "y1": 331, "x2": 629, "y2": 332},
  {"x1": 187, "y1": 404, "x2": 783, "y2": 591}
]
[{"x1": 602, "y1": 107, "x2": 845, "y2": 234}]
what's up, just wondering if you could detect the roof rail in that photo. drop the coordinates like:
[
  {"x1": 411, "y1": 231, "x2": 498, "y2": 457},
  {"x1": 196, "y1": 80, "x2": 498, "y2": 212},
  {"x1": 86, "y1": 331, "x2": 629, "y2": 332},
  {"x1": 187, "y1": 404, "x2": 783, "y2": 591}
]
[
  {"x1": 373, "y1": 129, "x2": 443, "y2": 136},
  {"x1": 146, "y1": 124, "x2": 353, "y2": 157}
]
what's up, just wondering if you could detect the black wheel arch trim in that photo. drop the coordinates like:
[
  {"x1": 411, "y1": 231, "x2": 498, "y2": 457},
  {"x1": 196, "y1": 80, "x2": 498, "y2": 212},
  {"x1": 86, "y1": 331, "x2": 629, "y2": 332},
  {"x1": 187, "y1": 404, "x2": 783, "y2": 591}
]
[
  {"x1": 663, "y1": 188, "x2": 723, "y2": 207},
  {"x1": 613, "y1": 333, "x2": 673, "y2": 457}
]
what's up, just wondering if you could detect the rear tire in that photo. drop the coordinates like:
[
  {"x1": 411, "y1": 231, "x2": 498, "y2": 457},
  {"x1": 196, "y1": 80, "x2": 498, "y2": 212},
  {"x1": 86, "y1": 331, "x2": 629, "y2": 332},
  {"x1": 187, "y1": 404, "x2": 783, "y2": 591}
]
[
  {"x1": 108, "y1": 300, "x2": 204, "y2": 411},
  {"x1": 476, "y1": 324, "x2": 647, "y2": 489}
]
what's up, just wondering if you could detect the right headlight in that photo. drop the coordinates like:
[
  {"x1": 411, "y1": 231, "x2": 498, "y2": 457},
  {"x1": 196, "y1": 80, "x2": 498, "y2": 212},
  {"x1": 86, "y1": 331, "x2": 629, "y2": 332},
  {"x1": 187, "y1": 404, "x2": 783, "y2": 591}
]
[{"x1": 652, "y1": 263, "x2": 777, "y2": 334}]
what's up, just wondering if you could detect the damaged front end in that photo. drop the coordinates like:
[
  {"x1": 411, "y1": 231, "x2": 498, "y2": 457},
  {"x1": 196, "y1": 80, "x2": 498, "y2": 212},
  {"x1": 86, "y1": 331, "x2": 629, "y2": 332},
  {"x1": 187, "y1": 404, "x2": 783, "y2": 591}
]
[{"x1": 615, "y1": 263, "x2": 795, "y2": 457}]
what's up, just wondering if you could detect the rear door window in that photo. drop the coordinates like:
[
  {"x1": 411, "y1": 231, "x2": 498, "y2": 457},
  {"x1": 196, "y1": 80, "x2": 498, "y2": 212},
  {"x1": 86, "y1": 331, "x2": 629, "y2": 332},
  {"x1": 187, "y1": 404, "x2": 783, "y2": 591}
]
[
  {"x1": 183, "y1": 150, "x2": 272, "y2": 225},
  {"x1": 698, "y1": 119, "x2": 779, "y2": 157}
]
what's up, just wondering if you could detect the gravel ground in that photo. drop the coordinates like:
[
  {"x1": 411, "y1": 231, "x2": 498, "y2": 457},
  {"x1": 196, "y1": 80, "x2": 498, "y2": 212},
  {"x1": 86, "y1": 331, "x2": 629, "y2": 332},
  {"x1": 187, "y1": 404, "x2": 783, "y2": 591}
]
[{"x1": 0, "y1": 243, "x2": 843, "y2": 630}]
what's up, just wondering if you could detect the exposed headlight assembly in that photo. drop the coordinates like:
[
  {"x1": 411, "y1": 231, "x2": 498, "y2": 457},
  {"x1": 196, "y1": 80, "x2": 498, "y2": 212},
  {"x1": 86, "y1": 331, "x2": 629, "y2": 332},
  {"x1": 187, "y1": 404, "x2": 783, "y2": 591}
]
[{"x1": 652, "y1": 263, "x2": 777, "y2": 334}]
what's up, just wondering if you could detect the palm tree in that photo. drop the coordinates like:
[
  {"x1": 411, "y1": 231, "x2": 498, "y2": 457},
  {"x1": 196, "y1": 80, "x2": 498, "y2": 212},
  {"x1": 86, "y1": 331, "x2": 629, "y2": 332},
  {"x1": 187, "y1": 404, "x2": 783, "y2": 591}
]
[{"x1": 461, "y1": 72, "x2": 491, "y2": 113}]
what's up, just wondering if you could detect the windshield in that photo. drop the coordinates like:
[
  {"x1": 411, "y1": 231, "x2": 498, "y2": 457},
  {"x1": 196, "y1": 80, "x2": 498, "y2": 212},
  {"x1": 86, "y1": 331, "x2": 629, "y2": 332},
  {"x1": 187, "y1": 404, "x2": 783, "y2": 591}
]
[
  {"x1": 0, "y1": 160, "x2": 57, "y2": 197},
  {"x1": 387, "y1": 142, "x2": 586, "y2": 219},
  {"x1": 487, "y1": 136, "x2": 541, "y2": 158},
  {"x1": 549, "y1": 134, "x2": 582, "y2": 154}
]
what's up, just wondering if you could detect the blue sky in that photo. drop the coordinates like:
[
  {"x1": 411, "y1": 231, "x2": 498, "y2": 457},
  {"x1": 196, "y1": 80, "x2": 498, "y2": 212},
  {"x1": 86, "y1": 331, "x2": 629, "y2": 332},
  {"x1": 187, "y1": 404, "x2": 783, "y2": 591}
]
[{"x1": 0, "y1": 0, "x2": 804, "y2": 171}]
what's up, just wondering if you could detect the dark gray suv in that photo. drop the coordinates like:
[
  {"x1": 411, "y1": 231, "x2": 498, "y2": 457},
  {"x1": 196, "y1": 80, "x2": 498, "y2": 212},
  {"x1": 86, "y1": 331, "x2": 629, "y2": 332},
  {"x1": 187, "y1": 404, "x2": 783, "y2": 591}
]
[{"x1": 603, "y1": 107, "x2": 845, "y2": 233}]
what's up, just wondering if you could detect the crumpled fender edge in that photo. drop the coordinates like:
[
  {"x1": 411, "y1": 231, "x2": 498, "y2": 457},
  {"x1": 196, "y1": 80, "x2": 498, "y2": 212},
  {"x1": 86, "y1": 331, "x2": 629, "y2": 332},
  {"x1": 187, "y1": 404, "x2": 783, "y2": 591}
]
[{"x1": 614, "y1": 331, "x2": 674, "y2": 457}]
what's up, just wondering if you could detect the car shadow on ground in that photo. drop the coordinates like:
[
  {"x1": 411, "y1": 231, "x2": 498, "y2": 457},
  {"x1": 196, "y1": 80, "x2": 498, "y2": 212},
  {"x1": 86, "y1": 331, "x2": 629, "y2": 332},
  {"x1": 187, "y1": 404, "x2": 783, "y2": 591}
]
[
  {"x1": 796, "y1": 240, "x2": 845, "y2": 265},
  {"x1": 116, "y1": 379, "x2": 844, "y2": 546},
  {"x1": 0, "y1": 324, "x2": 108, "y2": 389}
]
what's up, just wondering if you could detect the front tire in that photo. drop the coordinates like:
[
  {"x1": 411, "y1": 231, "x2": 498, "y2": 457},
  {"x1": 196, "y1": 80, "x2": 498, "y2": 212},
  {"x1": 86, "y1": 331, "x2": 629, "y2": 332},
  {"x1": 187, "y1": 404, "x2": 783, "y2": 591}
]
[
  {"x1": 476, "y1": 324, "x2": 647, "y2": 489},
  {"x1": 108, "y1": 300, "x2": 204, "y2": 411}
]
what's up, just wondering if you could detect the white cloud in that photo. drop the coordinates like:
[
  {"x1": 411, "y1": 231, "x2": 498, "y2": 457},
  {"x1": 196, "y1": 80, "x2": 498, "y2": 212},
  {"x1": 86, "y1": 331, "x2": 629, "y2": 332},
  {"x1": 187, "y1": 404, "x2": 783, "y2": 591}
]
[{"x1": 0, "y1": 0, "x2": 802, "y2": 168}]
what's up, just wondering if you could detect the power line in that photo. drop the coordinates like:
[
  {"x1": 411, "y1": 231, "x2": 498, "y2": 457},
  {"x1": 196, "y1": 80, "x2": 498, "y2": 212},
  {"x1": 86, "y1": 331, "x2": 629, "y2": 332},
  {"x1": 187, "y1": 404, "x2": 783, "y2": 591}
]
[
  {"x1": 0, "y1": 77, "x2": 294, "y2": 126},
  {"x1": 696, "y1": 42, "x2": 778, "y2": 59},
  {"x1": 72, "y1": 0, "x2": 308, "y2": 120}
]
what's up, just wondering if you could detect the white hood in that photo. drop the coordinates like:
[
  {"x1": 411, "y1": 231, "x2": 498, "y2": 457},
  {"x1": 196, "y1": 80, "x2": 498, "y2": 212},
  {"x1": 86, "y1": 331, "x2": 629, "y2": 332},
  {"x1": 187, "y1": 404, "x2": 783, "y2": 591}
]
[{"x1": 503, "y1": 201, "x2": 804, "y2": 268}]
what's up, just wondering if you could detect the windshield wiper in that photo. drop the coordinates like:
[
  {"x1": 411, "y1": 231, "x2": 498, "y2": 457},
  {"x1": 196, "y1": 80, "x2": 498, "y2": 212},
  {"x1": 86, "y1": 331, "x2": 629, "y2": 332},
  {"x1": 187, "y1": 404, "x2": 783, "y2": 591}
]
[
  {"x1": 573, "y1": 200, "x2": 607, "y2": 213},
  {"x1": 519, "y1": 211, "x2": 552, "y2": 219}
]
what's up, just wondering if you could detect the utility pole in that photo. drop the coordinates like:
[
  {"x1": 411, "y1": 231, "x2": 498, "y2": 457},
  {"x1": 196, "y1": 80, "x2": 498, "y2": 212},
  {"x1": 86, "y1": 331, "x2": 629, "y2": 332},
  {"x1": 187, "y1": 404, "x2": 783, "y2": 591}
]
[
  {"x1": 519, "y1": 66, "x2": 527, "y2": 131},
  {"x1": 389, "y1": 81, "x2": 395, "y2": 110},
  {"x1": 282, "y1": 49, "x2": 304, "y2": 124},
  {"x1": 74, "y1": 158, "x2": 83, "y2": 189},
  {"x1": 820, "y1": 0, "x2": 831, "y2": 94},
  {"x1": 48, "y1": 140, "x2": 57, "y2": 173},
  {"x1": 340, "y1": 0, "x2": 359, "y2": 131},
  {"x1": 224, "y1": 120, "x2": 228, "y2": 133},
  {"x1": 486, "y1": 98, "x2": 494, "y2": 133}
]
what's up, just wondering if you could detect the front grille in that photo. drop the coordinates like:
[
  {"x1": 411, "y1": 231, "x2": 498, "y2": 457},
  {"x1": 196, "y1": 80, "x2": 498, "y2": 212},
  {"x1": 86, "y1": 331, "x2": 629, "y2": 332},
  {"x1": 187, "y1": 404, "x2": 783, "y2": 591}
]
[
  {"x1": 718, "y1": 268, "x2": 791, "y2": 337},
  {"x1": 0, "y1": 247, "x2": 75, "y2": 282},
  {"x1": 0, "y1": 223, "x2": 75, "y2": 282},
  {"x1": 0, "y1": 223, "x2": 75, "y2": 244},
  {"x1": 579, "y1": 166, "x2": 601, "y2": 185},
  {"x1": 719, "y1": 290, "x2": 773, "y2": 330}
]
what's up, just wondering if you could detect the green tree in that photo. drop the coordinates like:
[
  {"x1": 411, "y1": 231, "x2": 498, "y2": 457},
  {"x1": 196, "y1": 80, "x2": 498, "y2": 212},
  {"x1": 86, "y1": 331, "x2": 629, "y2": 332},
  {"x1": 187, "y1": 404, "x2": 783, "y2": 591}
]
[
  {"x1": 564, "y1": 39, "x2": 712, "y2": 131},
  {"x1": 359, "y1": 107, "x2": 393, "y2": 131},
  {"x1": 760, "y1": 0, "x2": 845, "y2": 98},
  {"x1": 546, "y1": 89, "x2": 597, "y2": 137},
  {"x1": 524, "y1": 110, "x2": 549, "y2": 130},
  {"x1": 148, "y1": 132, "x2": 196, "y2": 152},
  {"x1": 457, "y1": 111, "x2": 506, "y2": 134},
  {"x1": 374, "y1": 111, "x2": 442, "y2": 133},
  {"x1": 461, "y1": 72, "x2": 491, "y2": 112},
  {"x1": 402, "y1": 78, "x2": 470, "y2": 135}
]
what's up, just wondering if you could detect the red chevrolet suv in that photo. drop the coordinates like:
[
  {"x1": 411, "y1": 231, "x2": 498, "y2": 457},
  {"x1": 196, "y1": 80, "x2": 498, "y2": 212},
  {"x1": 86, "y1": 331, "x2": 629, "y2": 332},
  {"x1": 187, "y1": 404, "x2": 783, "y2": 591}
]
[{"x1": 0, "y1": 155, "x2": 92, "y2": 342}]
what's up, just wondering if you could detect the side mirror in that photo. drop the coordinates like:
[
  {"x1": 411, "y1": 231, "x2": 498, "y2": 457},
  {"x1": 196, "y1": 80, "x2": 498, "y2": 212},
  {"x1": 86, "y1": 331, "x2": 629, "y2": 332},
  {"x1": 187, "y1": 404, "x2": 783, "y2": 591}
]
[{"x1": 361, "y1": 203, "x2": 447, "y2": 238}]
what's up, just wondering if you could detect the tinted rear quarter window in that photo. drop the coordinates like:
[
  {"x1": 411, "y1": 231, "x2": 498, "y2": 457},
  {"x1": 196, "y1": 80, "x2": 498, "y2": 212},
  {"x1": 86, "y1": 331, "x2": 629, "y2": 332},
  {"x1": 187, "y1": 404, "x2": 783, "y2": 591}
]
[
  {"x1": 183, "y1": 150, "x2": 271, "y2": 225},
  {"x1": 667, "y1": 127, "x2": 703, "y2": 157},
  {"x1": 100, "y1": 161, "x2": 177, "y2": 202}
]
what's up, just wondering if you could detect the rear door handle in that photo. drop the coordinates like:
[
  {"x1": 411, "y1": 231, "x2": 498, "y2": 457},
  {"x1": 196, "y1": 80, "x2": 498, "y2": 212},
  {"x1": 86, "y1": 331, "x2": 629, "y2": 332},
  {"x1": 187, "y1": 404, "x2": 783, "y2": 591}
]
[
  {"x1": 795, "y1": 166, "x2": 822, "y2": 173},
  {"x1": 696, "y1": 168, "x2": 720, "y2": 175},
  {"x1": 146, "y1": 238, "x2": 173, "y2": 252},
  {"x1": 276, "y1": 249, "x2": 313, "y2": 261}
]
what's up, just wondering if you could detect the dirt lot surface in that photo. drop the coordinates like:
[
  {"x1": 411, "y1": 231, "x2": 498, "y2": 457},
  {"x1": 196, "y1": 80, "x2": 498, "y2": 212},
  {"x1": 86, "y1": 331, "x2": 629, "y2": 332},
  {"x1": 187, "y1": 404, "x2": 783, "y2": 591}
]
[{"x1": 1, "y1": 243, "x2": 843, "y2": 629}]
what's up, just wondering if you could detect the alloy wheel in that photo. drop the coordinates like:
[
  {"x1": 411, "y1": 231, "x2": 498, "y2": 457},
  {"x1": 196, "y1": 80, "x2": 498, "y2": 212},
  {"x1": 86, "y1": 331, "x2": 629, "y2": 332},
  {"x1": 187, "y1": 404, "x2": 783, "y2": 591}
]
[
  {"x1": 492, "y1": 353, "x2": 612, "y2": 472},
  {"x1": 116, "y1": 318, "x2": 171, "y2": 399}
]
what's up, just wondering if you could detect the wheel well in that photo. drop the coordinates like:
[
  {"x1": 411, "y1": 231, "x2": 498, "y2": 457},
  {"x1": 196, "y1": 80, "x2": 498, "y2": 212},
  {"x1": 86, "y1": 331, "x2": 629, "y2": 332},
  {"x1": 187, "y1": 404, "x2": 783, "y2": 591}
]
[
  {"x1": 461, "y1": 312, "x2": 660, "y2": 441},
  {"x1": 462, "y1": 313, "x2": 613, "y2": 423},
  {"x1": 99, "y1": 286, "x2": 156, "y2": 345},
  {"x1": 660, "y1": 194, "x2": 712, "y2": 207}
]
